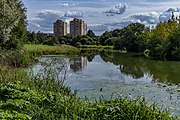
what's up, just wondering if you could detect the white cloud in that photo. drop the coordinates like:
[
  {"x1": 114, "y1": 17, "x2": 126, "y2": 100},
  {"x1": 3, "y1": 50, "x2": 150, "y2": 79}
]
[
  {"x1": 165, "y1": 7, "x2": 180, "y2": 12},
  {"x1": 64, "y1": 11, "x2": 85, "y2": 18},
  {"x1": 28, "y1": 9, "x2": 85, "y2": 32},
  {"x1": 35, "y1": 10, "x2": 64, "y2": 20},
  {"x1": 28, "y1": 6, "x2": 180, "y2": 34},
  {"x1": 59, "y1": 3, "x2": 79, "y2": 7},
  {"x1": 28, "y1": 10, "x2": 64, "y2": 32},
  {"x1": 105, "y1": 3, "x2": 128, "y2": 15},
  {"x1": 129, "y1": 7, "x2": 180, "y2": 25},
  {"x1": 89, "y1": 24, "x2": 111, "y2": 31},
  {"x1": 90, "y1": 7, "x2": 180, "y2": 35},
  {"x1": 130, "y1": 12, "x2": 160, "y2": 24}
]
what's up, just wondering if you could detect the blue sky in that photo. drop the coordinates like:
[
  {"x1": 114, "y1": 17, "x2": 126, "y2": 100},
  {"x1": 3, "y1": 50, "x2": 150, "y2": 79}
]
[{"x1": 22, "y1": 0, "x2": 180, "y2": 35}]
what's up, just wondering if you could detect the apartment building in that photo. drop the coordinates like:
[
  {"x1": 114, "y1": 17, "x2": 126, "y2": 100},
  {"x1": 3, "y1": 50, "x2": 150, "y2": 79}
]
[
  {"x1": 70, "y1": 18, "x2": 87, "y2": 37},
  {"x1": 53, "y1": 20, "x2": 67, "y2": 37}
]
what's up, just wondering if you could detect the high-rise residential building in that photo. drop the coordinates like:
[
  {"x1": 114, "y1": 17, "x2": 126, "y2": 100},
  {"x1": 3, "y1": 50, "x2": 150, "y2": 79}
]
[
  {"x1": 53, "y1": 20, "x2": 67, "y2": 37},
  {"x1": 70, "y1": 18, "x2": 87, "y2": 37}
]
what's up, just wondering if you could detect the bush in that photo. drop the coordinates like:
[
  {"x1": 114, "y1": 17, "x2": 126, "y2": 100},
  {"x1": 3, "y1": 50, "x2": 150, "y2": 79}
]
[{"x1": 0, "y1": 49, "x2": 35, "y2": 67}]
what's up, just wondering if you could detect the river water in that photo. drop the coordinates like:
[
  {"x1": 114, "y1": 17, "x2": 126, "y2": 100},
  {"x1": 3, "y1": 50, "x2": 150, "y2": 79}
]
[{"x1": 32, "y1": 51, "x2": 180, "y2": 115}]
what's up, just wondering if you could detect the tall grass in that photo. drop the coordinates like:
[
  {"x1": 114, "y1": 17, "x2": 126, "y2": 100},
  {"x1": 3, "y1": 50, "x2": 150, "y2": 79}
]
[
  {"x1": 79, "y1": 45, "x2": 114, "y2": 49},
  {"x1": 0, "y1": 49, "x2": 35, "y2": 67},
  {"x1": 24, "y1": 44, "x2": 79, "y2": 56}
]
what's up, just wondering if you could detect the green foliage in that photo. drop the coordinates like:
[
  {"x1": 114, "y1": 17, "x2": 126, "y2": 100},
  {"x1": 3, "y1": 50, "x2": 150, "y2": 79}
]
[
  {"x1": 79, "y1": 45, "x2": 113, "y2": 49},
  {"x1": 43, "y1": 36, "x2": 59, "y2": 46},
  {"x1": 27, "y1": 31, "x2": 38, "y2": 44},
  {"x1": 104, "y1": 37, "x2": 117, "y2": 46},
  {"x1": 70, "y1": 35, "x2": 95, "y2": 47},
  {"x1": 0, "y1": 82, "x2": 174, "y2": 120},
  {"x1": 24, "y1": 44, "x2": 79, "y2": 56},
  {"x1": 99, "y1": 18, "x2": 180, "y2": 60},
  {"x1": 145, "y1": 19, "x2": 180, "y2": 60},
  {"x1": 0, "y1": 58, "x2": 176, "y2": 119},
  {"x1": 0, "y1": 49, "x2": 35, "y2": 67},
  {"x1": 99, "y1": 31, "x2": 113, "y2": 45},
  {"x1": 26, "y1": 31, "x2": 99, "y2": 47},
  {"x1": 87, "y1": 30, "x2": 96, "y2": 38},
  {"x1": 99, "y1": 23, "x2": 146, "y2": 52},
  {"x1": 0, "y1": 0, "x2": 27, "y2": 49}
]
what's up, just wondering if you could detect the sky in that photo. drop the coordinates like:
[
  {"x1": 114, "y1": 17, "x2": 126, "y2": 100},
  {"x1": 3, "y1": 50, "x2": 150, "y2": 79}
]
[{"x1": 22, "y1": 0, "x2": 180, "y2": 35}]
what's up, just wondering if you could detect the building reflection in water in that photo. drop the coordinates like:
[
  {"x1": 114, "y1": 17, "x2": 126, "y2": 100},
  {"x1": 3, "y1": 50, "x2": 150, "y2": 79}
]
[{"x1": 70, "y1": 57, "x2": 88, "y2": 73}]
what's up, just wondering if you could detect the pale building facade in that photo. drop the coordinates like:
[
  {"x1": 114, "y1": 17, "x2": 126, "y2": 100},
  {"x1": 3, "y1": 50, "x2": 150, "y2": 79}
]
[
  {"x1": 53, "y1": 20, "x2": 67, "y2": 37},
  {"x1": 70, "y1": 18, "x2": 87, "y2": 37}
]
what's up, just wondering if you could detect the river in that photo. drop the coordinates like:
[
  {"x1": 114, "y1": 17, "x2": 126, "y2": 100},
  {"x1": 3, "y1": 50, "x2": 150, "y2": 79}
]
[{"x1": 32, "y1": 51, "x2": 180, "y2": 115}]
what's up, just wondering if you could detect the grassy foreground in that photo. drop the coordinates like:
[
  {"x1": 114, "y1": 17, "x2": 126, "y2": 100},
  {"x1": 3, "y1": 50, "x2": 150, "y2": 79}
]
[
  {"x1": 24, "y1": 44, "x2": 79, "y2": 56},
  {"x1": 0, "y1": 67, "x2": 175, "y2": 120},
  {"x1": 0, "y1": 45, "x2": 177, "y2": 120}
]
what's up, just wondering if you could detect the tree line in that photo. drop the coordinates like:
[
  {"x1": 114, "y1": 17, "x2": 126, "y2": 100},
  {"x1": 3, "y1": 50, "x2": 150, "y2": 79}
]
[
  {"x1": 26, "y1": 30, "x2": 99, "y2": 47},
  {"x1": 27, "y1": 16, "x2": 180, "y2": 60},
  {"x1": 0, "y1": 0, "x2": 180, "y2": 60}
]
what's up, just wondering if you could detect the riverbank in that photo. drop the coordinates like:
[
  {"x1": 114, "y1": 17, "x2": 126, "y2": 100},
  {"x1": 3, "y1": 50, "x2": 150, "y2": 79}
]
[
  {"x1": 0, "y1": 45, "x2": 178, "y2": 119},
  {"x1": 0, "y1": 67, "x2": 175, "y2": 120},
  {"x1": 24, "y1": 44, "x2": 79, "y2": 56}
]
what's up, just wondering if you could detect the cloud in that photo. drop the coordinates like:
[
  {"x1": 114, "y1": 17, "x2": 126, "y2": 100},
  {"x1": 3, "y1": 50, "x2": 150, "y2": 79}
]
[
  {"x1": 27, "y1": 6, "x2": 180, "y2": 34},
  {"x1": 90, "y1": 7, "x2": 180, "y2": 35},
  {"x1": 35, "y1": 10, "x2": 64, "y2": 21},
  {"x1": 105, "y1": 3, "x2": 128, "y2": 15},
  {"x1": 89, "y1": 24, "x2": 111, "y2": 32},
  {"x1": 28, "y1": 10, "x2": 64, "y2": 32},
  {"x1": 28, "y1": 9, "x2": 85, "y2": 33},
  {"x1": 165, "y1": 7, "x2": 180, "y2": 12},
  {"x1": 130, "y1": 7, "x2": 180, "y2": 25},
  {"x1": 59, "y1": 3, "x2": 79, "y2": 7},
  {"x1": 64, "y1": 11, "x2": 85, "y2": 18},
  {"x1": 130, "y1": 12, "x2": 160, "y2": 24},
  {"x1": 88, "y1": 24, "x2": 112, "y2": 35}
]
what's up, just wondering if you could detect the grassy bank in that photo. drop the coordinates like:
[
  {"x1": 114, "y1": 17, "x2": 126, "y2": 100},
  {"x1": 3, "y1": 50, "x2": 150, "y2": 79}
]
[
  {"x1": 0, "y1": 45, "x2": 177, "y2": 119},
  {"x1": 0, "y1": 67, "x2": 175, "y2": 120},
  {"x1": 24, "y1": 44, "x2": 79, "y2": 56},
  {"x1": 79, "y1": 45, "x2": 114, "y2": 49},
  {"x1": 0, "y1": 44, "x2": 79, "y2": 67},
  {"x1": 79, "y1": 45, "x2": 127, "y2": 53}
]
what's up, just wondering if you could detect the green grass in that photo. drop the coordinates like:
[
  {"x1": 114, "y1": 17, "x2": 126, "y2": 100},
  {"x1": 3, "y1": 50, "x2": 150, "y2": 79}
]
[
  {"x1": 78, "y1": 45, "x2": 128, "y2": 53},
  {"x1": 0, "y1": 66, "x2": 177, "y2": 120},
  {"x1": 0, "y1": 82, "x2": 175, "y2": 120},
  {"x1": 79, "y1": 45, "x2": 114, "y2": 49},
  {"x1": 24, "y1": 44, "x2": 79, "y2": 56},
  {"x1": 0, "y1": 49, "x2": 35, "y2": 67}
]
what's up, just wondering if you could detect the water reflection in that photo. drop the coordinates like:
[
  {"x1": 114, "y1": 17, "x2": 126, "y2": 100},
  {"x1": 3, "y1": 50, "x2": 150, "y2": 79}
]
[
  {"x1": 97, "y1": 51, "x2": 180, "y2": 84},
  {"x1": 33, "y1": 52, "x2": 180, "y2": 115},
  {"x1": 70, "y1": 57, "x2": 88, "y2": 73}
]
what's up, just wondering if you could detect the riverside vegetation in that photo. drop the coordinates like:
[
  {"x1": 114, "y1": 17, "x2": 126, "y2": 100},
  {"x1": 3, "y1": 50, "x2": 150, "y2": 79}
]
[
  {"x1": 0, "y1": 62, "x2": 175, "y2": 120},
  {"x1": 0, "y1": 0, "x2": 179, "y2": 119}
]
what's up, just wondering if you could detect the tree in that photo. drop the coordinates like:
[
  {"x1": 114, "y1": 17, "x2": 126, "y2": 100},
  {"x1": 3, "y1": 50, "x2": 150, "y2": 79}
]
[
  {"x1": 27, "y1": 31, "x2": 37, "y2": 43},
  {"x1": 87, "y1": 30, "x2": 96, "y2": 38},
  {"x1": 99, "y1": 31, "x2": 112, "y2": 45},
  {"x1": 43, "y1": 36, "x2": 59, "y2": 45},
  {"x1": 168, "y1": 25, "x2": 180, "y2": 60},
  {"x1": 105, "y1": 23, "x2": 146, "y2": 52},
  {"x1": 104, "y1": 37, "x2": 117, "y2": 46},
  {"x1": 146, "y1": 20, "x2": 177, "y2": 59},
  {"x1": 0, "y1": 0, "x2": 27, "y2": 49},
  {"x1": 36, "y1": 32, "x2": 48, "y2": 44}
]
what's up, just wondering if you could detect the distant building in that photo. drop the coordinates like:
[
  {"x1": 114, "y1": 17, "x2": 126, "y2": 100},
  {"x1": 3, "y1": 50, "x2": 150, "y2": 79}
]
[
  {"x1": 70, "y1": 18, "x2": 87, "y2": 37},
  {"x1": 53, "y1": 20, "x2": 67, "y2": 37}
]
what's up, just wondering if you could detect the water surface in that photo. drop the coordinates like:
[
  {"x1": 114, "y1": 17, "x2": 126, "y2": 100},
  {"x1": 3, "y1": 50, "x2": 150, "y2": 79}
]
[{"x1": 32, "y1": 51, "x2": 180, "y2": 115}]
